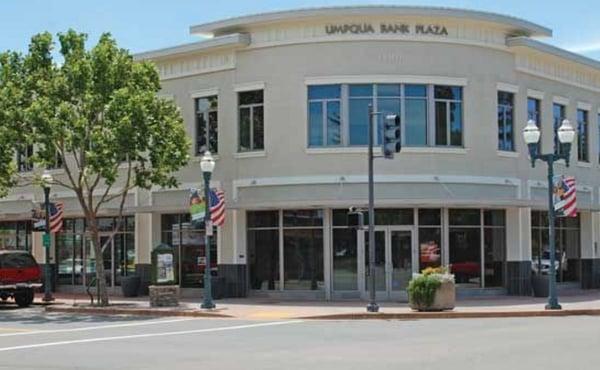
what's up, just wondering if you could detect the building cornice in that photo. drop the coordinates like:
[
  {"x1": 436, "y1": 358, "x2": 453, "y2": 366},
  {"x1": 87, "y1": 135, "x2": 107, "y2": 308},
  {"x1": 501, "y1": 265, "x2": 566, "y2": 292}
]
[
  {"x1": 507, "y1": 36, "x2": 600, "y2": 72},
  {"x1": 190, "y1": 6, "x2": 552, "y2": 38},
  {"x1": 133, "y1": 33, "x2": 250, "y2": 61}
]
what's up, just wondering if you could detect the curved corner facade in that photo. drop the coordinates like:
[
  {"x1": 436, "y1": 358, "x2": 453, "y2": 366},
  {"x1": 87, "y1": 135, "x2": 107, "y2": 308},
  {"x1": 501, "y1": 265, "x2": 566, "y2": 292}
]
[{"x1": 3, "y1": 6, "x2": 600, "y2": 299}]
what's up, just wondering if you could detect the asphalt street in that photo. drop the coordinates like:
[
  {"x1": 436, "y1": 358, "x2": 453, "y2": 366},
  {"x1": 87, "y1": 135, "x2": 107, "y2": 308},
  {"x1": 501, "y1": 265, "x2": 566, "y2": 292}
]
[{"x1": 1, "y1": 305, "x2": 600, "y2": 370}]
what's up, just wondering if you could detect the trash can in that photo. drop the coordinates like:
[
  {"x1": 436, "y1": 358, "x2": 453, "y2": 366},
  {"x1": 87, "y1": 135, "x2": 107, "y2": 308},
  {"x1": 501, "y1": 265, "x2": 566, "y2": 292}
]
[{"x1": 121, "y1": 275, "x2": 141, "y2": 297}]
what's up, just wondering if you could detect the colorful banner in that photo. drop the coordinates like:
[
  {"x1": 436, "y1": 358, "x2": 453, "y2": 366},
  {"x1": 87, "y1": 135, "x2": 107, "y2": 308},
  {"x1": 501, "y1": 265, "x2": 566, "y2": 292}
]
[
  {"x1": 553, "y1": 176, "x2": 577, "y2": 217},
  {"x1": 189, "y1": 188, "x2": 206, "y2": 222}
]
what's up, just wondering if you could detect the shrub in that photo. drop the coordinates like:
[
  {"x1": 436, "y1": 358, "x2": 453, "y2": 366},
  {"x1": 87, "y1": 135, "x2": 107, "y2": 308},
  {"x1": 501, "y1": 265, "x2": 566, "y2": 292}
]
[{"x1": 408, "y1": 273, "x2": 441, "y2": 308}]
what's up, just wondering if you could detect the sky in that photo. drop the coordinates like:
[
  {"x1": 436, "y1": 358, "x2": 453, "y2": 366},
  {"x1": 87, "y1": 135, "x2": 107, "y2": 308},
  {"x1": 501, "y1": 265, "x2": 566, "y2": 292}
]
[{"x1": 1, "y1": 0, "x2": 600, "y2": 60}]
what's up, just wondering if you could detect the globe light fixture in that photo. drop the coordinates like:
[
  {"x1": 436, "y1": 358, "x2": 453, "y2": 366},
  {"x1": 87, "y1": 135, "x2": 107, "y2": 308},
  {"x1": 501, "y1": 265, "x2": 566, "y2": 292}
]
[
  {"x1": 557, "y1": 119, "x2": 575, "y2": 144},
  {"x1": 200, "y1": 151, "x2": 215, "y2": 173},
  {"x1": 523, "y1": 119, "x2": 541, "y2": 145}
]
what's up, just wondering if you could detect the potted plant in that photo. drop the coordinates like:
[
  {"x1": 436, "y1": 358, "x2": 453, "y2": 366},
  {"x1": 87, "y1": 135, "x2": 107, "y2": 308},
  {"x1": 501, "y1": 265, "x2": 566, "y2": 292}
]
[{"x1": 408, "y1": 266, "x2": 455, "y2": 311}]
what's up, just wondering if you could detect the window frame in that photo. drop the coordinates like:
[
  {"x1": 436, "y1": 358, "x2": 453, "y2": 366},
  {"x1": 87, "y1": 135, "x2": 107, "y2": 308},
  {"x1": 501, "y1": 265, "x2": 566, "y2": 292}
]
[
  {"x1": 497, "y1": 91, "x2": 515, "y2": 152},
  {"x1": 307, "y1": 85, "x2": 342, "y2": 147},
  {"x1": 577, "y1": 108, "x2": 589, "y2": 162},
  {"x1": 527, "y1": 97, "x2": 542, "y2": 155},
  {"x1": 195, "y1": 95, "x2": 219, "y2": 155},
  {"x1": 238, "y1": 90, "x2": 264, "y2": 152},
  {"x1": 307, "y1": 83, "x2": 463, "y2": 149}
]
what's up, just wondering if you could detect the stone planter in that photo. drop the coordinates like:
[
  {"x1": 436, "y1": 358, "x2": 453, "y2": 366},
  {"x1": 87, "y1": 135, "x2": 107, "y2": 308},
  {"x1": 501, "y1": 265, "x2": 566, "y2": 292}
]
[
  {"x1": 409, "y1": 281, "x2": 456, "y2": 311},
  {"x1": 149, "y1": 285, "x2": 179, "y2": 307}
]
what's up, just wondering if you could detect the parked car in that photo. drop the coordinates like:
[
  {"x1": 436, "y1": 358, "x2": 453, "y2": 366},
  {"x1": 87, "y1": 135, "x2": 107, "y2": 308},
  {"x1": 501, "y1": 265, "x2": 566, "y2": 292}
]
[
  {"x1": 531, "y1": 251, "x2": 567, "y2": 275},
  {"x1": 0, "y1": 250, "x2": 42, "y2": 307}
]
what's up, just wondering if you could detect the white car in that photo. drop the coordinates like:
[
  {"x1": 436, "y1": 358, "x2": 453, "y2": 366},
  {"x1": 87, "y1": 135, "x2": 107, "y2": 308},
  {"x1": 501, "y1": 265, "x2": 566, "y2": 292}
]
[{"x1": 531, "y1": 251, "x2": 566, "y2": 275}]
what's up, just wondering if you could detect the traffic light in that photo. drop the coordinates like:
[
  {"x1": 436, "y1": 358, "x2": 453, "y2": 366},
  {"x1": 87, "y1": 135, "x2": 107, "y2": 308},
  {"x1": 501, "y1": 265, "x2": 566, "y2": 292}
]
[
  {"x1": 382, "y1": 114, "x2": 401, "y2": 159},
  {"x1": 347, "y1": 207, "x2": 365, "y2": 229}
]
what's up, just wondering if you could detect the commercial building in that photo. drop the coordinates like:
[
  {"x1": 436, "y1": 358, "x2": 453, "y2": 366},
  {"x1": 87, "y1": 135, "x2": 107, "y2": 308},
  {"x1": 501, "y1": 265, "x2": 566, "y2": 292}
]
[{"x1": 2, "y1": 6, "x2": 600, "y2": 299}]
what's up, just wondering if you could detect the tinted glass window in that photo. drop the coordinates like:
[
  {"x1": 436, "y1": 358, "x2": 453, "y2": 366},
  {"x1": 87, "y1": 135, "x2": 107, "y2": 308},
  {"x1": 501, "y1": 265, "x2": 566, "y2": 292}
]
[
  {"x1": 405, "y1": 84, "x2": 427, "y2": 97},
  {"x1": 283, "y1": 210, "x2": 323, "y2": 227},
  {"x1": 247, "y1": 211, "x2": 279, "y2": 228},
  {"x1": 434, "y1": 86, "x2": 462, "y2": 100},
  {"x1": 308, "y1": 85, "x2": 340, "y2": 99},
  {"x1": 449, "y1": 209, "x2": 481, "y2": 226},
  {"x1": 239, "y1": 90, "x2": 263, "y2": 105},
  {"x1": 376, "y1": 84, "x2": 401, "y2": 97},
  {"x1": 349, "y1": 84, "x2": 373, "y2": 97},
  {"x1": 419, "y1": 209, "x2": 441, "y2": 225}
]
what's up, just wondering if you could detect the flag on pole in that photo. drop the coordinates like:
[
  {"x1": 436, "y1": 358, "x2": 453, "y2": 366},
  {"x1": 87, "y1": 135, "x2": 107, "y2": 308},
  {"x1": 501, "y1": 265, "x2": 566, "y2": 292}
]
[
  {"x1": 209, "y1": 189, "x2": 226, "y2": 227},
  {"x1": 49, "y1": 202, "x2": 64, "y2": 233},
  {"x1": 553, "y1": 176, "x2": 577, "y2": 217}
]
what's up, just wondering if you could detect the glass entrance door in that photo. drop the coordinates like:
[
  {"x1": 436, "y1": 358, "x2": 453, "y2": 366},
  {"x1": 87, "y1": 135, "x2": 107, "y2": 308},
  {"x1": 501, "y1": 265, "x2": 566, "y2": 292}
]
[{"x1": 362, "y1": 227, "x2": 414, "y2": 299}]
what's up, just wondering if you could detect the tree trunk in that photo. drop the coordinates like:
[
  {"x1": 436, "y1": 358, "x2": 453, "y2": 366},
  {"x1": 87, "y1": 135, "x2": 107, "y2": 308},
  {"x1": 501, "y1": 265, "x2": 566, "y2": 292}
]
[{"x1": 90, "y1": 226, "x2": 109, "y2": 306}]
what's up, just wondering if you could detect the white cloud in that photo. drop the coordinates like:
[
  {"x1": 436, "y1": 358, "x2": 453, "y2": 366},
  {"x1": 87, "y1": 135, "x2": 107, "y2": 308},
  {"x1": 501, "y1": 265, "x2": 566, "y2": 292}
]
[{"x1": 566, "y1": 41, "x2": 600, "y2": 53}]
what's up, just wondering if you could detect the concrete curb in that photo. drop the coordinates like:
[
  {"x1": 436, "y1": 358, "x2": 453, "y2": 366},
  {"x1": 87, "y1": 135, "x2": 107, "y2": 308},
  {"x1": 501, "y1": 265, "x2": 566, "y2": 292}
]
[
  {"x1": 45, "y1": 305, "x2": 233, "y2": 318},
  {"x1": 296, "y1": 308, "x2": 600, "y2": 320}
]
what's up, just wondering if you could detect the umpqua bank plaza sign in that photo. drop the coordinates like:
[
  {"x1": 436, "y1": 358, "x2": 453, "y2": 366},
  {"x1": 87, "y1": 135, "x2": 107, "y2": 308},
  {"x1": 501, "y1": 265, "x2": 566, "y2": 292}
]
[{"x1": 325, "y1": 23, "x2": 449, "y2": 36}]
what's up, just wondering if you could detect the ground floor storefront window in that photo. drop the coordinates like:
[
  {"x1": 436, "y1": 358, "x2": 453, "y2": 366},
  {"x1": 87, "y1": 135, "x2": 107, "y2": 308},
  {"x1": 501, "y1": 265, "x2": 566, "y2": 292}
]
[
  {"x1": 0, "y1": 221, "x2": 32, "y2": 251},
  {"x1": 531, "y1": 211, "x2": 580, "y2": 282},
  {"x1": 247, "y1": 210, "x2": 324, "y2": 291},
  {"x1": 448, "y1": 209, "x2": 506, "y2": 288},
  {"x1": 56, "y1": 217, "x2": 135, "y2": 287},
  {"x1": 161, "y1": 214, "x2": 217, "y2": 288}
]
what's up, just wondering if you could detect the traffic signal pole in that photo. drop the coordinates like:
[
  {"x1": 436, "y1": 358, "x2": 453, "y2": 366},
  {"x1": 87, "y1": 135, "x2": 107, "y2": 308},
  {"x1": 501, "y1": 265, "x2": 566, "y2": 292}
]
[
  {"x1": 366, "y1": 105, "x2": 379, "y2": 313},
  {"x1": 364, "y1": 107, "x2": 401, "y2": 313}
]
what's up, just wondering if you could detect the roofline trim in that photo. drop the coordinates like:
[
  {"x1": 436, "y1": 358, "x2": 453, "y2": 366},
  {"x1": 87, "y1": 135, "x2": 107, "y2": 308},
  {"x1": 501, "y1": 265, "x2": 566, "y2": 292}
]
[
  {"x1": 190, "y1": 6, "x2": 552, "y2": 37},
  {"x1": 507, "y1": 36, "x2": 600, "y2": 71},
  {"x1": 133, "y1": 33, "x2": 250, "y2": 61}
]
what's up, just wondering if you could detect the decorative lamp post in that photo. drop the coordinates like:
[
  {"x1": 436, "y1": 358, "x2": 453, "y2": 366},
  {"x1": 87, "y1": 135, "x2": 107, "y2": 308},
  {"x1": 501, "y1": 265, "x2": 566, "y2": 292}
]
[
  {"x1": 40, "y1": 170, "x2": 55, "y2": 302},
  {"x1": 522, "y1": 119, "x2": 575, "y2": 310},
  {"x1": 200, "y1": 151, "x2": 216, "y2": 309}
]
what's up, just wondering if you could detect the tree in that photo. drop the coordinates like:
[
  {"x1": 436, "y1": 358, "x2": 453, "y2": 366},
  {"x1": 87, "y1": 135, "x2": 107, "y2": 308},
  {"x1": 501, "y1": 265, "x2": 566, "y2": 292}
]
[{"x1": 0, "y1": 30, "x2": 190, "y2": 305}]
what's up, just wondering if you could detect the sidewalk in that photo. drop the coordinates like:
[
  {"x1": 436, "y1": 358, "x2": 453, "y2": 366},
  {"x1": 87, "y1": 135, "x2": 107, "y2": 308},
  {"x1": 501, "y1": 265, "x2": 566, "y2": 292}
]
[{"x1": 40, "y1": 290, "x2": 600, "y2": 320}]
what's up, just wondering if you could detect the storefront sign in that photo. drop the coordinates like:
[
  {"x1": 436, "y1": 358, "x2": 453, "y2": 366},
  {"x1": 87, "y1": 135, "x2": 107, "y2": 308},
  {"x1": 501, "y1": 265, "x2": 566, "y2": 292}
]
[{"x1": 325, "y1": 23, "x2": 448, "y2": 36}]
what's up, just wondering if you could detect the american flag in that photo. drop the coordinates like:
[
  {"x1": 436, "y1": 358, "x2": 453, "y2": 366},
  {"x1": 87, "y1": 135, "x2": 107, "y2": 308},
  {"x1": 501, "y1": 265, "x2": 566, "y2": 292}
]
[
  {"x1": 208, "y1": 189, "x2": 226, "y2": 226},
  {"x1": 554, "y1": 176, "x2": 577, "y2": 218},
  {"x1": 49, "y1": 202, "x2": 64, "y2": 233}
]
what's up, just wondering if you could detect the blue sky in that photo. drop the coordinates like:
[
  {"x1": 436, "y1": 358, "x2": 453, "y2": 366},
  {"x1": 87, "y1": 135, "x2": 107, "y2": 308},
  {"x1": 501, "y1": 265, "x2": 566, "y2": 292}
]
[{"x1": 1, "y1": 0, "x2": 600, "y2": 60}]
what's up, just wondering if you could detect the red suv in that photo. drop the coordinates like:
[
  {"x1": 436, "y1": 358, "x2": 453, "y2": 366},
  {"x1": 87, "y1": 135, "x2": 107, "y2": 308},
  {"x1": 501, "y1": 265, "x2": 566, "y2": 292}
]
[{"x1": 0, "y1": 251, "x2": 42, "y2": 307}]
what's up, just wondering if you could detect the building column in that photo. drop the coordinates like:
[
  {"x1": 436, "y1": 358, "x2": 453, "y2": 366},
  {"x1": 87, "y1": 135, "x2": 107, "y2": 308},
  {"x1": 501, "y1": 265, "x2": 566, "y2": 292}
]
[
  {"x1": 505, "y1": 207, "x2": 532, "y2": 295},
  {"x1": 216, "y1": 209, "x2": 247, "y2": 298},
  {"x1": 580, "y1": 211, "x2": 600, "y2": 289},
  {"x1": 135, "y1": 212, "x2": 159, "y2": 294}
]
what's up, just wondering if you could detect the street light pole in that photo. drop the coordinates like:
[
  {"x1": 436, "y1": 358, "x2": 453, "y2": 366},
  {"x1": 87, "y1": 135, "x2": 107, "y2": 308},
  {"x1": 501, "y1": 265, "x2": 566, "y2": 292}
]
[
  {"x1": 200, "y1": 151, "x2": 216, "y2": 310},
  {"x1": 523, "y1": 119, "x2": 575, "y2": 310},
  {"x1": 41, "y1": 171, "x2": 54, "y2": 302}
]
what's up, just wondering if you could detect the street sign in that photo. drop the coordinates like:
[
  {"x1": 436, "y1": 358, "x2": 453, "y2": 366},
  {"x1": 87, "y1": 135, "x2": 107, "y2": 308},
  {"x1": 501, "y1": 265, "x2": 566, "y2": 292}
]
[{"x1": 42, "y1": 234, "x2": 51, "y2": 248}]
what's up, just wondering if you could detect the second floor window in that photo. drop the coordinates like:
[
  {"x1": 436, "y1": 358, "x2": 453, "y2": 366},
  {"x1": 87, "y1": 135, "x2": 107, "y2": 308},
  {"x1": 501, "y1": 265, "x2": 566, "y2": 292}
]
[
  {"x1": 238, "y1": 90, "x2": 264, "y2": 152},
  {"x1": 497, "y1": 91, "x2": 514, "y2": 151},
  {"x1": 527, "y1": 97, "x2": 541, "y2": 155},
  {"x1": 553, "y1": 103, "x2": 566, "y2": 155},
  {"x1": 577, "y1": 109, "x2": 588, "y2": 162},
  {"x1": 307, "y1": 83, "x2": 463, "y2": 148},
  {"x1": 195, "y1": 96, "x2": 218, "y2": 155},
  {"x1": 17, "y1": 145, "x2": 33, "y2": 172}
]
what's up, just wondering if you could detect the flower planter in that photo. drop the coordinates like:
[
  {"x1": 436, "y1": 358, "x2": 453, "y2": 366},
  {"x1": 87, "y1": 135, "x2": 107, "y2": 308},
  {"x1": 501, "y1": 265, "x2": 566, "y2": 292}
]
[{"x1": 409, "y1": 281, "x2": 456, "y2": 311}]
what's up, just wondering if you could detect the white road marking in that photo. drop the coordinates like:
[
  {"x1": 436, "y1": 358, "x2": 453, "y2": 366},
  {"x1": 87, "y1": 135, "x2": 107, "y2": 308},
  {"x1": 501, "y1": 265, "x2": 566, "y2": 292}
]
[
  {"x1": 0, "y1": 318, "x2": 196, "y2": 337},
  {"x1": 0, "y1": 320, "x2": 303, "y2": 352}
]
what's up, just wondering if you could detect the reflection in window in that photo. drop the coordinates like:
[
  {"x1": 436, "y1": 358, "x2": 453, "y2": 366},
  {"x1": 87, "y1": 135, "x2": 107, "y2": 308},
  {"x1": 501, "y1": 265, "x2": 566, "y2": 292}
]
[
  {"x1": 553, "y1": 103, "x2": 566, "y2": 155},
  {"x1": 307, "y1": 84, "x2": 462, "y2": 148},
  {"x1": 577, "y1": 109, "x2": 589, "y2": 162},
  {"x1": 527, "y1": 97, "x2": 541, "y2": 155},
  {"x1": 308, "y1": 85, "x2": 341, "y2": 146},
  {"x1": 195, "y1": 96, "x2": 218, "y2": 154},
  {"x1": 405, "y1": 85, "x2": 428, "y2": 146},
  {"x1": 238, "y1": 90, "x2": 264, "y2": 152},
  {"x1": 497, "y1": 91, "x2": 514, "y2": 151}
]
